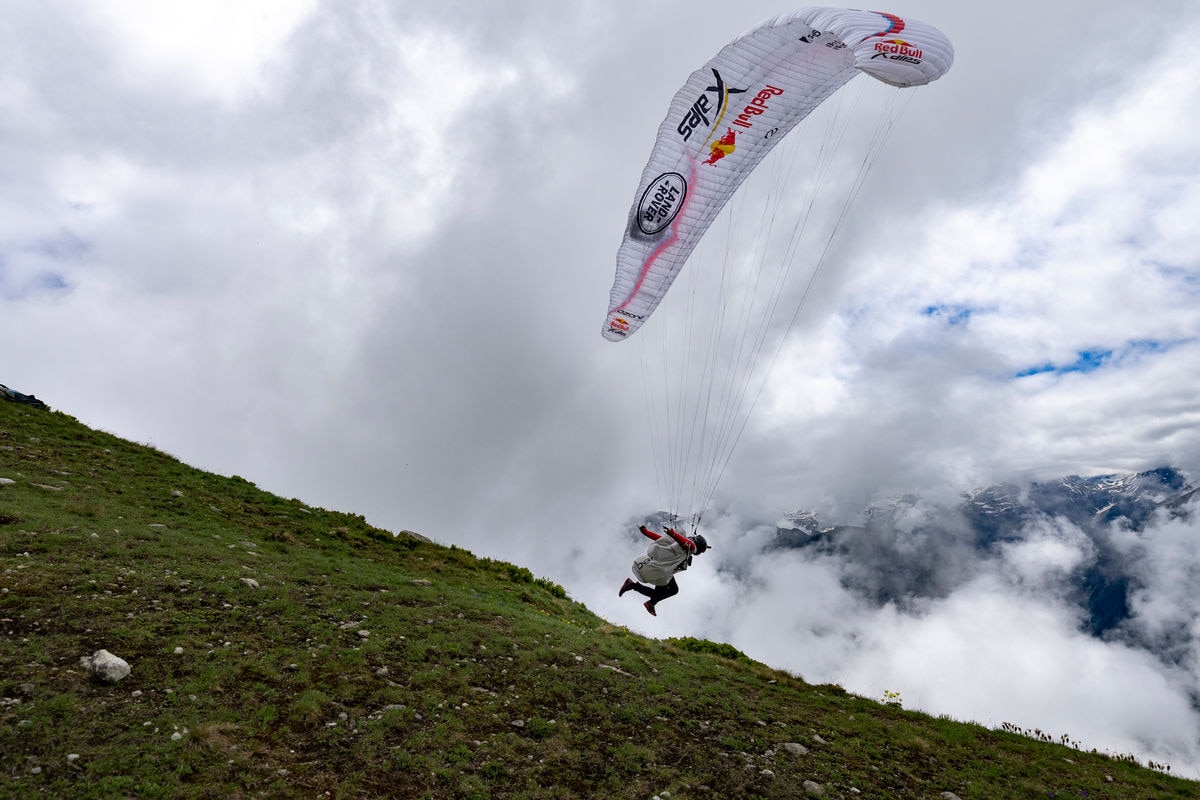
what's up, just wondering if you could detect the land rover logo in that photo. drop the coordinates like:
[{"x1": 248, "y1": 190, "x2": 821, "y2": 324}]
[{"x1": 637, "y1": 172, "x2": 687, "y2": 235}]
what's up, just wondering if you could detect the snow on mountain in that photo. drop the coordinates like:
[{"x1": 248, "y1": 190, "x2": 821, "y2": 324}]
[{"x1": 763, "y1": 468, "x2": 1197, "y2": 641}]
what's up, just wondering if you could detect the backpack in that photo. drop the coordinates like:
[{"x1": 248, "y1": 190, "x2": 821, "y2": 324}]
[{"x1": 632, "y1": 536, "x2": 691, "y2": 586}]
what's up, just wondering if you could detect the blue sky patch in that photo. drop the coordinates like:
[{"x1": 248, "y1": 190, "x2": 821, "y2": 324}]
[
  {"x1": 1017, "y1": 349, "x2": 1112, "y2": 378},
  {"x1": 1015, "y1": 339, "x2": 1192, "y2": 378},
  {"x1": 922, "y1": 304, "x2": 975, "y2": 326},
  {"x1": 0, "y1": 258, "x2": 71, "y2": 300}
]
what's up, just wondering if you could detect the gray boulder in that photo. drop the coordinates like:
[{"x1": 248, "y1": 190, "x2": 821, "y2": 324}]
[{"x1": 81, "y1": 650, "x2": 131, "y2": 683}]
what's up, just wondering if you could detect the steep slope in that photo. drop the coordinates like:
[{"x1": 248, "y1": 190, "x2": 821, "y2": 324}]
[{"x1": 1, "y1": 401, "x2": 1194, "y2": 798}]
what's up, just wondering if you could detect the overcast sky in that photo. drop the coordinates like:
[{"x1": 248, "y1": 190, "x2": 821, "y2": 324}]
[{"x1": 4, "y1": 0, "x2": 1200, "y2": 775}]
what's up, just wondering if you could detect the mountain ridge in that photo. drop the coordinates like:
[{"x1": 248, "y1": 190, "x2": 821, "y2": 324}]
[{"x1": 768, "y1": 469, "x2": 1194, "y2": 632}]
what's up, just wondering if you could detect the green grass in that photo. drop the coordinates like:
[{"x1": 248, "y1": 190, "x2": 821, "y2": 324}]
[{"x1": 1, "y1": 402, "x2": 1196, "y2": 798}]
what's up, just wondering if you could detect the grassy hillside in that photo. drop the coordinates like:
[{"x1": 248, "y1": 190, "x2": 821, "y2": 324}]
[{"x1": 1, "y1": 400, "x2": 1195, "y2": 799}]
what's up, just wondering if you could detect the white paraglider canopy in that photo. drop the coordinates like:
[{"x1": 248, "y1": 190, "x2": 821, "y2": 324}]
[{"x1": 602, "y1": 7, "x2": 955, "y2": 529}]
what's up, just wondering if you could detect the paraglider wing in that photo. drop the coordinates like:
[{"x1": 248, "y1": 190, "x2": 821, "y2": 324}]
[{"x1": 602, "y1": 7, "x2": 954, "y2": 341}]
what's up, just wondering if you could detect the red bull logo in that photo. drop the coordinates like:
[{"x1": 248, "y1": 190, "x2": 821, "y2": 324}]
[
  {"x1": 731, "y1": 85, "x2": 784, "y2": 130},
  {"x1": 874, "y1": 39, "x2": 923, "y2": 60},
  {"x1": 703, "y1": 84, "x2": 784, "y2": 166},
  {"x1": 703, "y1": 128, "x2": 737, "y2": 165}
]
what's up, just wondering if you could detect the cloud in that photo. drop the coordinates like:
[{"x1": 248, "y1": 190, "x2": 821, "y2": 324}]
[
  {"x1": 81, "y1": 0, "x2": 318, "y2": 103},
  {"x1": 842, "y1": 574, "x2": 1200, "y2": 767},
  {"x1": 1113, "y1": 512, "x2": 1200, "y2": 672}
]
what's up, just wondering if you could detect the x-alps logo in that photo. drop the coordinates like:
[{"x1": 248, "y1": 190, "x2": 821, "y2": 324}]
[{"x1": 676, "y1": 68, "x2": 746, "y2": 143}]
